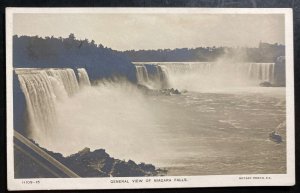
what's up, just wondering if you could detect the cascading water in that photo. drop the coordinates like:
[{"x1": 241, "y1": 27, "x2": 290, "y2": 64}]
[
  {"x1": 46, "y1": 69, "x2": 79, "y2": 96},
  {"x1": 135, "y1": 64, "x2": 169, "y2": 89},
  {"x1": 15, "y1": 68, "x2": 85, "y2": 143},
  {"x1": 16, "y1": 69, "x2": 57, "y2": 141},
  {"x1": 134, "y1": 62, "x2": 275, "y2": 92},
  {"x1": 247, "y1": 63, "x2": 275, "y2": 83},
  {"x1": 135, "y1": 65, "x2": 149, "y2": 84},
  {"x1": 77, "y1": 68, "x2": 91, "y2": 86},
  {"x1": 15, "y1": 68, "x2": 164, "y2": 163},
  {"x1": 158, "y1": 62, "x2": 275, "y2": 83},
  {"x1": 13, "y1": 64, "x2": 286, "y2": 172},
  {"x1": 154, "y1": 65, "x2": 169, "y2": 89}
]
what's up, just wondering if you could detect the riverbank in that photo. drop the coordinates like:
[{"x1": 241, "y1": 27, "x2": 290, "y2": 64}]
[{"x1": 14, "y1": 139, "x2": 167, "y2": 178}]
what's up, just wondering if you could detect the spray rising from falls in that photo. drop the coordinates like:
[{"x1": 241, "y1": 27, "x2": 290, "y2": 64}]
[
  {"x1": 134, "y1": 62, "x2": 275, "y2": 92},
  {"x1": 15, "y1": 68, "x2": 165, "y2": 163}
]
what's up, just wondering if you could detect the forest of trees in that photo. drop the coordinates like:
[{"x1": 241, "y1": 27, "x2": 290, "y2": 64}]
[
  {"x1": 13, "y1": 34, "x2": 285, "y2": 80},
  {"x1": 13, "y1": 34, "x2": 137, "y2": 82},
  {"x1": 122, "y1": 42, "x2": 285, "y2": 63}
]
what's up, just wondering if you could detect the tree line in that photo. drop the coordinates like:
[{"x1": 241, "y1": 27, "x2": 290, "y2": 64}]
[{"x1": 122, "y1": 42, "x2": 285, "y2": 63}]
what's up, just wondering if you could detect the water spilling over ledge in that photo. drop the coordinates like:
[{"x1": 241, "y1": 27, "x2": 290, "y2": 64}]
[
  {"x1": 14, "y1": 68, "x2": 91, "y2": 143},
  {"x1": 77, "y1": 68, "x2": 91, "y2": 87},
  {"x1": 133, "y1": 62, "x2": 280, "y2": 92},
  {"x1": 134, "y1": 63, "x2": 169, "y2": 89},
  {"x1": 13, "y1": 62, "x2": 286, "y2": 176},
  {"x1": 14, "y1": 67, "x2": 165, "y2": 163},
  {"x1": 14, "y1": 62, "x2": 281, "y2": 144}
]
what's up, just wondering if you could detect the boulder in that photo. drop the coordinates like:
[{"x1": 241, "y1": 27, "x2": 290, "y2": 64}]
[
  {"x1": 269, "y1": 131, "x2": 282, "y2": 143},
  {"x1": 173, "y1": 89, "x2": 181, "y2": 94},
  {"x1": 259, "y1": 81, "x2": 273, "y2": 87}
]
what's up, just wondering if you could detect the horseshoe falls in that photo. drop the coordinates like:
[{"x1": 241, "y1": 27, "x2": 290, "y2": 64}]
[{"x1": 134, "y1": 62, "x2": 276, "y2": 92}]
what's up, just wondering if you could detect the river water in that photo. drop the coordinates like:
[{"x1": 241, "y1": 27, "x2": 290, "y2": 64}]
[
  {"x1": 146, "y1": 87, "x2": 286, "y2": 175},
  {"x1": 15, "y1": 66, "x2": 286, "y2": 176}
]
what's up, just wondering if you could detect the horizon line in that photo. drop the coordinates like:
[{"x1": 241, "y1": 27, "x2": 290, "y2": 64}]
[{"x1": 13, "y1": 34, "x2": 285, "y2": 52}]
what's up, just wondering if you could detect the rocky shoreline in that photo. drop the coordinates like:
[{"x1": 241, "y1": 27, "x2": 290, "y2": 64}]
[{"x1": 14, "y1": 140, "x2": 167, "y2": 178}]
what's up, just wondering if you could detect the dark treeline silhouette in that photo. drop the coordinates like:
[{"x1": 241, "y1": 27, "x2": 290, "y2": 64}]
[
  {"x1": 13, "y1": 34, "x2": 137, "y2": 82},
  {"x1": 122, "y1": 42, "x2": 285, "y2": 63}
]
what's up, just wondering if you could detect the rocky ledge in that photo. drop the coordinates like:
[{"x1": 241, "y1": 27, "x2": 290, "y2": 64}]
[{"x1": 14, "y1": 141, "x2": 167, "y2": 178}]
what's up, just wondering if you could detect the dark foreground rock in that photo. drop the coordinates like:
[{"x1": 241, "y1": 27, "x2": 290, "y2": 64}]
[{"x1": 14, "y1": 140, "x2": 167, "y2": 178}]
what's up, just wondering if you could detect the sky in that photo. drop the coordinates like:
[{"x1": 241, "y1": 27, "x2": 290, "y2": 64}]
[{"x1": 13, "y1": 13, "x2": 285, "y2": 51}]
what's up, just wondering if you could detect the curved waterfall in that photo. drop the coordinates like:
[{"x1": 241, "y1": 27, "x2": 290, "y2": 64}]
[
  {"x1": 158, "y1": 62, "x2": 275, "y2": 83},
  {"x1": 15, "y1": 68, "x2": 90, "y2": 142},
  {"x1": 134, "y1": 62, "x2": 275, "y2": 90}
]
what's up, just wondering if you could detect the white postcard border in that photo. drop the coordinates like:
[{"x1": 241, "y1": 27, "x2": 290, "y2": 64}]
[{"x1": 6, "y1": 8, "x2": 295, "y2": 190}]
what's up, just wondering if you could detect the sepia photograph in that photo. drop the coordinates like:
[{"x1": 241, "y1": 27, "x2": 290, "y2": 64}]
[{"x1": 6, "y1": 8, "x2": 294, "y2": 190}]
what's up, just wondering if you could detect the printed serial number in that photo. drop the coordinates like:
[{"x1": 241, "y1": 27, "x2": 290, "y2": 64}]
[{"x1": 21, "y1": 180, "x2": 40, "y2": 184}]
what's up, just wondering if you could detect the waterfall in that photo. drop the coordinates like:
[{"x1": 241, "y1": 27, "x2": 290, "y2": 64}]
[
  {"x1": 15, "y1": 68, "x2": 90, "y2": 143},
  {"x1": 154, "y1": 65, "x2": 169, "y2": 88},
  {"x1": 46, "y1": 69, "x2": 79, "y2": 96},
  {"x1": 247, "y1": 63, "x2": 275, "y2": 83},
  {"x1": 134, "y1": 62, "x2": 276, "y2": 91},
  {"x1": 77, "y1": 68, "x2": 91, "y2": 86},
  {"x1": 135, "y1": 64, "x2": 169, "y2": 89},
  {"x1": 158, "y1": 62, "x2": 275, "y2": 83},
  {"x1": 135, "y1": 65, "x2": 149, "y2": 84},
  {"x1": 16, "y1": 69, "x2": 58, "y2": 141}
]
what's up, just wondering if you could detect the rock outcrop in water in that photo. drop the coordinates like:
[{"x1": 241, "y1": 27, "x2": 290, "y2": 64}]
[
  {"x1": 259, "y1": 81, "x2": 273, "y2": 87},
  {"x1": 259, "y1": 81, "x2": 284, "y2": 87},
  {"x1": 161, "y1": 88, "x2": 181, "y2": 95},
  {"x1": 269, "y1": 131, "x2": 282, "y2": 144},
  {"x1": 14, "y1": 141, "x2": 167, "y2": 178},
  {"x1": 137, "y1": 84, "x2": 181, "y2": 96}
]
